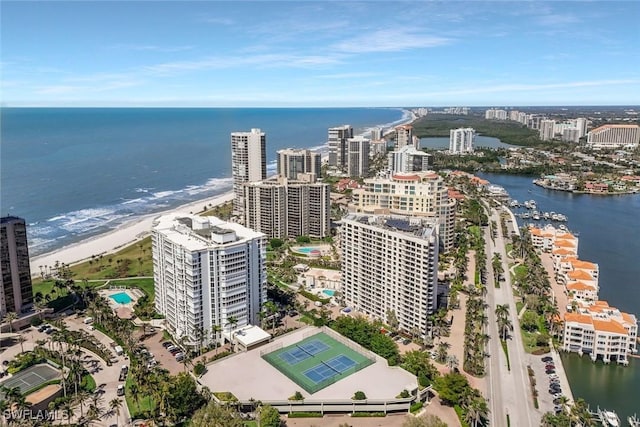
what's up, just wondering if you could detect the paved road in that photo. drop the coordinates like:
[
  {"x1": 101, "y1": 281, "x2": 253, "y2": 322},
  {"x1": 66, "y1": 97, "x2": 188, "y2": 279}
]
[{"x1": 484, "y1": 204, "x2": 539, "y2": 427}]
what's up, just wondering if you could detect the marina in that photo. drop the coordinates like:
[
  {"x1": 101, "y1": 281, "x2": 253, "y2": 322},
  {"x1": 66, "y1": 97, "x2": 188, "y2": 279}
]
[{"x1": 510, "y1": 199, "x2": 569, "y2": 223}]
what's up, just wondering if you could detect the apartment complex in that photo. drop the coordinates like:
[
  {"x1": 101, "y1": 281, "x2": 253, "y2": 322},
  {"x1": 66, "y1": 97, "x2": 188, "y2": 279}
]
[
  {"x1": 152, "y1": 214, "x2": 267, "y2": 346},
  {"x1": 341, "y1": 214, "x2": 439, "y2": 337},
  {"x1": 539, "y1": 120, "x2": 556, "y2": 141},
  {"x1": 586, "y1": 124, "x2": 640, "y2": 149},
  {"x1": 388, "y1": 145, "x2": 433, "y2": 174},
  {"x1": 485, "y1": 109, "x2": 508, "y2": 120},
  {"x1": 346, "y1": 136, "x2": 370, "y2": 177},
  {"x1": 328, "y1": 125, "x2": 354, "y2": 168},
  {"x1": 349, "y1": 172, "x2": 456, "y2": 251},
  {"x1": 1, "y1": 216, "x2": 33, "y2": 316},
  {"x1": 394, "y1": 125, "x2": 417, "y2": 149},
  {"x1": 231, "y1": 129, "x2": 267, "y2": 214},
  {"x1": 563, "y1": 301, "x2": 637, "y2": 365},
  {"x1": 449, "y1": 128, "x2": 475, "y2": 154},
  {"x1": 243, "y1": 176, "x2": 331, "y2": 239},
  {"x1": 276, "y1": 148, "x2": 321, "y2": 181}
]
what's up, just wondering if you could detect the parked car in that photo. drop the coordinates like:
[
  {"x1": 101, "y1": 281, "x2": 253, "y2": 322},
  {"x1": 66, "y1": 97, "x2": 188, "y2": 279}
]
[
  {"x1": 162, "y1": 341, "x2": 173, "y2": 348},
  {"x1": 542, "y1": 356, "x2": 553, "y2": 363},
  {"x1": 402, "y1": 339, "x2": 411, "y2": 345},
  {"x1": 117, "y1": 384, "x2": 125, "y2": 396}
]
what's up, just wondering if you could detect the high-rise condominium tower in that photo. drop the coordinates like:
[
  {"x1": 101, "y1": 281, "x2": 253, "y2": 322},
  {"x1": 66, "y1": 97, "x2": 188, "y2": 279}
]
[
  {"x1": 449, "y1": 128, "x2": 475, "y2": 154},
  {"x1": 328, "y1": 125, "x2": 353, "y2": 168},
  {"x1": 231, "y1": 129, "x2": 266, "y2": 214},
  {"x1": 341, "y1": 214, "x2": 439, "y2": 337},
  {"x1": 347, "y1": 136, "x2": 370, "y2": 177},
  {"x1": 395, "y1": 125, "x2": 416, "y2": 149},
  {"x1": 152, "y1": 214, "x2": 267, "y2": 346},
  {"x1": 276, "y1": 148, "x2": 321, "y2": 181},
  {"x1": 1, "y1": 216, "x2": 33, "y2": 316}
]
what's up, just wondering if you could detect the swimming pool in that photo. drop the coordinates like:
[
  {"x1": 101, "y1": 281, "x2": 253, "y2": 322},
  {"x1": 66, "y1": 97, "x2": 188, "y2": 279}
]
[
  {"x1": 295, "y1": 247, "x2": 321, "y2": 254},
  {"x1": 110, "y1": 292, "x2": 132, "y2": 304},
  {"x1": 322, "y1": 289, "x2": 335, "y2": 297}
]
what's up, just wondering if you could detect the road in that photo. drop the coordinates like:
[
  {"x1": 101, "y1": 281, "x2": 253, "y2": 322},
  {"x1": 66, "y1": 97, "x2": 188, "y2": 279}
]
[{"x1": 484, "y1": 203, "x2": 539, "y2": 427}]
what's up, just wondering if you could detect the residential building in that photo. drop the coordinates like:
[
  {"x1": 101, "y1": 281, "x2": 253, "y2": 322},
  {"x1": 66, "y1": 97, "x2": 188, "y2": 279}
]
[
  {"x1": 152, "y1": 213, "x2": 267, "y2": 346},
  {"x1": 575, "y1": 117, "x2": 588, "y2": 138},
  {"x1": 370, "y1": 127, "x2": 383, "y2": 140},
  {"x1": 562, "y1": 128, "x2": 580, "y2": 143},
  {"x1": 563, "y1": 301, "x2": 637, "y2": 365},
  {"x1": 586, "y1": 124, "x2": 640, "y2": 149},
  {"x1": 346, "y1": 135, "x2": 370, "y2": 177},
  {"x1": 231, "y1": 129, "x2": 267, "y2": 214},
  {"x1": 388, "y1": 145, "x2": 433, "y2": 174},
  {"x1": 1, "y1": 216, "x2": 33, "y2": 316},
  {"x1": 244, "y1": 176, "x2": 330, "y2": 239},
  {"x1": 349, "y1": 172, "x2": 456, "y2": 251},
  {"x1": 369, "y1": 140, "x2": 388, "y2": 157},
  {"x1": 539, "y1": 120, "x2": 556, "y2": 141},
  {"x1": 341, "y1": 214, "x2": 439, "y2": 337},
  {"x1": 485, "y1": 109, "x2": 507, "y2": 120},
  {"x1": 328, "y1": 125, "x2": 353, "y2": 168},
  {"x1": 449, "y1": 128, "x2": 475, "y2": 154},
  {"x1": 394, "y1": 125, "x2": 416, "y2": 149},
  {"x1": 276, "y1": 148, "x2": 321, "y2": 181}
]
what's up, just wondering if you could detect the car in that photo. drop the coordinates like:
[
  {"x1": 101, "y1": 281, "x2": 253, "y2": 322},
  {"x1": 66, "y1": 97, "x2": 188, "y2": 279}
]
[
  {"x1": 553, "y1": 398, "x2": 563, "y2": 405},
  {"x1": 162, "y1": 341, "x2": 173, "y2": 348},
  {"x1": 38, "y1": 324, "x2": 48, "y2": 332},
  {"x1": 117, "y1": 384, "x2": 125, "y2": 396},
  {"x1": 542, "y1": 356, "x2": 553, "y2": 363},
  {"x1": 552, "y1": 393, "x2": 563, "y2": 399},
  {"x1": 402, "y1": 339, "x2": 411, "y2": 345},
  {"x1": 167, "y1": 345, "x2": 177, "y2": 351},
  {"x1": 175, "y1": 355, "x2": 184, "y2": 362},
  {"x1": 546, "y1": 370, "x2": 556, "y2": 375},
  {"x1": 549, "y1": 388, "x2": 562, "y2": 394},
  {"x1": 45, "y1": 328, "x2": 55, "y2": 335},
  {"x1": 169, "y1": 348, "x2": 181, "y2": 355},
  {"x1": 545, "y1": 363, "x2": 555, "y2": 369},
  {"x1": 394, "y1": 336, "x2": 402, "y2": 342},
  {"x1": 288, "y1": 310, "x2": 298, "y2": 317},
  {"x1": 548, "y1": 373, "x2": 558, "y2": 378}
]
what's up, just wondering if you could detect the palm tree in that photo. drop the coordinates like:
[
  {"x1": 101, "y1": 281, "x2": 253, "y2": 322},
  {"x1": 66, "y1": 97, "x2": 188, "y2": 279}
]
[
  {"x1": 4, "y1": 311, "x2": 18, "y2": 333},
  {"x1": 109, "y1": 398, "x2": 123, "y2": 427},
  {"x1": 446, "y1": 354, "x2": 459, "y2": 372},
  {"x1": 226, "y1": 315, "x2": 238, "y2": 351},
  {"x1": 210, "y1": 324, "x2": 222, "y2": 355},
  {"x1": 436, "y1": 341, "x2": 450, "y2": 363},
  {"x1": 497, "y1": 316, "x2": 513, "y2": 341}
]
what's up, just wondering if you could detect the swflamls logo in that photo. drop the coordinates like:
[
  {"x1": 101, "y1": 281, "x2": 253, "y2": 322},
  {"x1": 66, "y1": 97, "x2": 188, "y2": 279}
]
[{"x1": 3, "y1": 409, "x2": 62, "y2": 421}]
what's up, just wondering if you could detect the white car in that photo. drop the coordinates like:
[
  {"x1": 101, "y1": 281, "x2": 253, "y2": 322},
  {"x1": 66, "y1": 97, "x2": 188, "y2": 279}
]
[{"x1": 117, "y1": 384, "x2": 125, "y2": 396}]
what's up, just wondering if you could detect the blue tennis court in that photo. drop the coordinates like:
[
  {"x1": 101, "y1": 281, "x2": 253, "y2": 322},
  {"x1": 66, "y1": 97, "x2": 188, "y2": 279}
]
[
  {"x1": 298, "y1": 339, "x2": 330, "y2": 356},
  {"x1": 304, "y1": 354, "x2": 358, "y2": 384},
  {"x1": 279, "y1": 347, "x2": 312, "y2": 365}
]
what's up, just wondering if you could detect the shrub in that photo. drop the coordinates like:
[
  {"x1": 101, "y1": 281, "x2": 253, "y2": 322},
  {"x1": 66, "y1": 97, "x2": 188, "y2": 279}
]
[
  {"x1": 351, "y1": 412, "x2": 386, "y2": 417},
  {"x1": 288, "y1": 412, "x2": 322, "y2": 418},
  {"x1": 352, "y1": 391, "x2": 366, "y2": 400},
  {"x1": 397, "y1": 389, "x2": 410, "y2": 398},
  {"x1": 410, "y1": 402, "x2": 424, "y2": 413},
  {"x1": 30, "y1": 317, "x2": 43, "y2": 327},
  {"x1": 289, "y1": 391, "x2": 304, "y2": 401},
  {"x1": 193, "y1": 362, "x2": 206, "y2": 376}
]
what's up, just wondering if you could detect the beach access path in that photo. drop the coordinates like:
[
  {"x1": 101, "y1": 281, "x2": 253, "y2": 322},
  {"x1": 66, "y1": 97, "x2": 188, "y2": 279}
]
[{"x1": 30, "y1": 192, "x2": 234, "y2": 273}]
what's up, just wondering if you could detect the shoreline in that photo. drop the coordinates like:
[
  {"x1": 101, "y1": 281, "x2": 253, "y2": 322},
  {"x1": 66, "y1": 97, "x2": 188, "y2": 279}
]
[{"x1": 30, "y1": 191, "x2": 234, "y2": 274}]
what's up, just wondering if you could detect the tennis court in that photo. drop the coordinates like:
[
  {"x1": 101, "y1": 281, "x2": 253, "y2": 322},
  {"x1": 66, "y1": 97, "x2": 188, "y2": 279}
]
[
  {"x1": 262, "y1": 332, "x2": 374, "y2": 393},
  {"x1": 0, "y1": 363, "x2": 60, "y2": 396}
]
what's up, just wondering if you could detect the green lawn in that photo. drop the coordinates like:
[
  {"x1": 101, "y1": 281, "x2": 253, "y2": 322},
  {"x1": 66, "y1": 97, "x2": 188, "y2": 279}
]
[
  {"x1": 125, "y1": 375, "x2": 155, "y2": 418},
  {"x1": 110, "y1": 277, "x2": 155, "y2": 299},
  {"x1": 32, "y1": 279, "x2": 106, "y2": 300}
]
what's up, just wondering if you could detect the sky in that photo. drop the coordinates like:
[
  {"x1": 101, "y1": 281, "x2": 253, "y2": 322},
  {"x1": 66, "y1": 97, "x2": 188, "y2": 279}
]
[{"x1": 1, "y1": 1, "x2": 639, "y2": 107}]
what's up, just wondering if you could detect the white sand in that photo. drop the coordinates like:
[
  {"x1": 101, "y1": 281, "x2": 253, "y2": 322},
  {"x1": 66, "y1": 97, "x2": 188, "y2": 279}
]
[{"x1": 30, "y1": 191, "x2": 234, "y2": 272}]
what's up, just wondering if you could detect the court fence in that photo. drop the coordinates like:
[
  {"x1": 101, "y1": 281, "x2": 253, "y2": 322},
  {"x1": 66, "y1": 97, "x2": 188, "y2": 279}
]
[
  {"x1": 260, "y1": 342, "x2": 283, "y2": 357},
  {"x1": 312, "y1": 327, "x2": 378, "y2": 364}
]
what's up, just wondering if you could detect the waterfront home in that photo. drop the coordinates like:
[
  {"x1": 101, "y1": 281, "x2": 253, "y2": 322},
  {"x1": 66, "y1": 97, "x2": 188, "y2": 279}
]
[
  {"x1": 584, "y1": 182, "x2": 610, "y2": 194},
  {"x1": 563, "y1": 301, "x2": 638, "y2": 365},
  {"x1": 556, "y1": 258, "x2": 599, "y2": 285},
  {"x1": 566, "y1": 281, "x2": 599, "y2": 305}
]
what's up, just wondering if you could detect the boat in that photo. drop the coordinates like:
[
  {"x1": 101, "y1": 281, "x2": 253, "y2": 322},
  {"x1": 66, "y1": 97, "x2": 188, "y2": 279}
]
[
  {"x1": 509, "y1": 199, "x2": 519, "y2": 207},
  {"x1": 629, "y1": 414, "x2": 640, "y2": 427},
  {"x1": 532, "y1": 213, "x2": 541, "y2": 220},
  {"x1": 598, "y1": 408, "x2": 620, "y2": 427},
  {"x1": 543, "y1": 212, "x2": 550, "y2": 220},
  {"x1": 559, "y1": 224, "x2": 567, "y2": 231},
  {"x1": 522, "y1": 212, "x2": 530, "y2": 219},
  {"x1": 557, "y1": 214, "x2": 568, "y2": 222}
]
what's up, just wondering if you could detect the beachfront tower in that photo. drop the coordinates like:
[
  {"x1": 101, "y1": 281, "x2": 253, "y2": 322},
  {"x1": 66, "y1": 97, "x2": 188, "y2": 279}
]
[
  {"x1": 152, "y1": 213, "x2": 267, "y2": 347},
  {"x1": 1, "y1": 216, "x2": 34, "y2": 316},
  {"x1": 231, "y1": 129, "x2": 267, "y2": 215},
  {"x1": 346, "y1": 136, "x2": 370, "y2": 177},
  {"x1": 276, "y1": 148, "x2": 322, "y2": 181},
  {"x1": 341, "y1": 214, "x2": 439, "y2": 338},
  {"x1": 394, "y1": 124, "x2": 416, "y2": 149},
  {"x1": 328, "y1": 125, "x2": 353, "y2": 169},
  {"x1": 449, "y1": 128, "x2": 475, "y2": 154}
]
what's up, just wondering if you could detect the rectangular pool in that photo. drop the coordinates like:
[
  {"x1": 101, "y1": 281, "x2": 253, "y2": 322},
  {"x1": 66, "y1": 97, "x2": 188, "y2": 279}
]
[{"x1": 110, "y1": 292, "x2": 132, "y2": 304}]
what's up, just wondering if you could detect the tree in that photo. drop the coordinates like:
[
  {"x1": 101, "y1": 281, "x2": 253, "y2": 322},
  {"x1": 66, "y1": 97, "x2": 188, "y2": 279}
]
[
  {"x1": 226, "y1": 316, "x2": 238, "y2": 351},
  {"x1": 259, "y1": 404, "x2": 281, "y2": 427},
  {"x1": 436, "y1": 341, "x2": 450, "y2": 363},
  {"x1": 109, "y1": 398, "x2": 123, "y2": 427},
  {"x1": 352, "y1": 391, "x2": 367, "y2": 400},
  {"x1": 4, "y1": 311, "x2": 18, "y2": 333},
  {"x1": 190, "y1": 401, "x2": 243, "y2": 427},
  {"x1": 269, "y1": 238, "x2": 284, "y2": 249},
  {"x1": 210, "y1": 324, "x2": 222, "y2": 355},
  {"x1": 386, "y1": 309, "x2": 399, "y2": 332},
  {"x1": 434, "y1": 372, "x2": 471, "y2": 406},
  {"x1": 521, "y1": 310, "x2": 539, "y2": 332}
]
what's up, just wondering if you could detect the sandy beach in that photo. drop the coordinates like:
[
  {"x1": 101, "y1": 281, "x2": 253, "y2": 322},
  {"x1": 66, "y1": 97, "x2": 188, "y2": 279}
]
[{"x1": 30, "y1": 191, "x2": 235, "y2": 273}]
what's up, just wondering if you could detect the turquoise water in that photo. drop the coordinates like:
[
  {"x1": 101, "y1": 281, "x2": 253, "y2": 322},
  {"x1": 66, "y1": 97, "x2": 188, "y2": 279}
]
[
  {"x1": 110, "y1": 292, "x2": 132, "y2": 304},
  {"x1": 322, "y1": 289, "x2": 335, "y2": 297},
  {"x1": 295, "y1": 247, "x2": 321, "y2": 254}
]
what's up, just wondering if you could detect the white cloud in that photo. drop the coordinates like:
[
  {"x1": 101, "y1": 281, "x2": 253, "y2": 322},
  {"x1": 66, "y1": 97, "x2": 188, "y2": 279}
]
[{"x1": 333, "y1": 29, "x2": 451, "y2": 53}]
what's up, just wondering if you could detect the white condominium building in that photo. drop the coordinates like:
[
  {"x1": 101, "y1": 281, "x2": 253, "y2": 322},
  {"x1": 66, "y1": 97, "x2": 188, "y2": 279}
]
[
  {"x1": 563, "y1": 301, "x2": 637, "y2": 365},
  {"x1": 388, "y1": 145, "x2": 433, "y2": 174},
  {"x1": 449, "y1": 128, "x2": 475, "y2": 154},
  {"x1": 349, "y1": 172, "x2": 455, "y2": 251},
  {"x1": 341, "y1": 214, "x2": 439, "y2": 337},
  {"x1": 244, "y1": 176, "x2": 330, "y2": 239},
  {"x1": 152, "y1": 214, "x2": 267, "y2": 346},
  {"x1": 586, "y1": 124, "x2": 640, "y2": 149},
  {"x1": 277, "y1": 148, "x2": 322, "y2": 181},
  {"x1": 485, "y1": 109, "x2": 507, "y2": 120},
  {"x1": 369, "y1": 140, "x2": 388, "y2": 158},
  {"x1": 328, "y1": 125, "x2": 354, "y2": 168},
  {"x1": 346, "y1": 136, "x2": 370, "y2": 177},
  {"x1": 395, "y1": 125, "x2": 417, "y2": 149},
  {"x1": 231, "y1": 129, "x2": 267, "y2": 214},
  {"x1": 539, "y1": 120, "x2": 556, "y2": 141}
]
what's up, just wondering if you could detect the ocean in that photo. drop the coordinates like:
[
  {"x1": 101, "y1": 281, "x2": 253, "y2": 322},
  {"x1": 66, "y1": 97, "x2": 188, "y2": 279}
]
[
  {"x1": 478, "y1": 172, "x2": 640, "y2": 420},
  {"x1": 1, "y1": 107, "x2": 408, "y2": 256}
]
